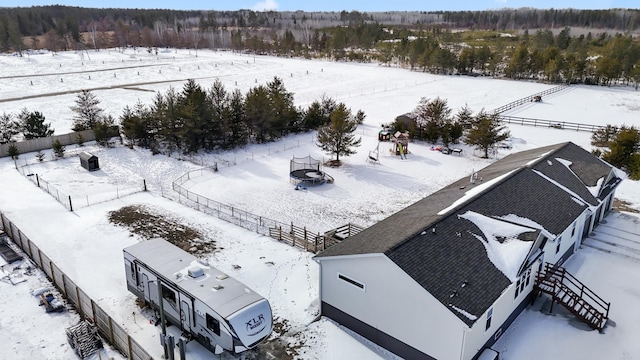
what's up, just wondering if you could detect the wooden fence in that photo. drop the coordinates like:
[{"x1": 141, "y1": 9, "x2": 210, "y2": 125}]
[
  {"x1": 497, "y1": 115, "x2": 607, "y2": 133},
  {"x1": 492, "y1": 84, "x2": 570, "y2": 114},
  {"x1": 0, "y1": 129, "x2": 96, "y2": 158},
  {"x1": 0, "y1": 213, "x2": 153, "y2": 360}
]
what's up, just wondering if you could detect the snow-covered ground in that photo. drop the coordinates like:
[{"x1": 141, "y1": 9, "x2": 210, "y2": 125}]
[{"x1": 1, "y1": 48, "x2": 639, "y2": 360}]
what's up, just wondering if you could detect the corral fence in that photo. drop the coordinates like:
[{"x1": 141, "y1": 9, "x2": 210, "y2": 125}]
[
  {"x1": 0, "y1": 129, "x2": 96, "y2": 158},
  {"x1": 16, "y1": 163, "x2": 147, "y2": 211},
  {"x1": 497, "y1": 115, "x2": 607, "y2": 133},
  {"x1": 492, "y1": 84, "x2": 570, "y2": 114},
  {"x1": 0, "y1": 212, "x2": 153, "y2": 360},
  {"x1": 172, "y1": 168, "x2": 358, "y2": 253}
]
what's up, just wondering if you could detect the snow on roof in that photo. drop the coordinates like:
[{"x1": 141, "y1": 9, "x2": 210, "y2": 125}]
[
  {"x1": 458, "y1": 211, "x2": 535, "y2": 282},
  {"x1": 449, "y1": 304, "x2": 478, "y2": 321},
  {"x1": 495, "y1": 214, "x2": 556, "y2": 238},
  {"x1": 525, "y1": 150, "x2": 553, "y2": 166},
  {"x1": 532, "y1": 169, "x2": 595, "y2": 208},
  {"x1": 587, "y1": 177, "x2": 604, "y2": 198},
  {"x1": 437, "y1": 169, "x2": 517, "y2": 216}
]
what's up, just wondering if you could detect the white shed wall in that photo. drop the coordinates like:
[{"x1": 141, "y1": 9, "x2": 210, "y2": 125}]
[{"x1": 319, "y1": 255, "x2": 465, "y2": 360}]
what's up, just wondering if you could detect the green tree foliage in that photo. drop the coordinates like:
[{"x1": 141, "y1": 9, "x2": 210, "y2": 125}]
[
  {"x1": 465, "y1": 110, "x2": 510, "y2": 158},
  {"x1": 93, "y1": 115, "x2": 116, "y2": 147},
  {"x1": 52, "y1": 139, "x2": 65, "y2": 158},
  {"x1": 591, "y1": 124, "x2": 619, "y2": 147},
  {"x1": 0, "y1": 112, "x2": 19, "y2": 144},
  {"x1": 412, "y1": 97, "x2": 452, "y2": 144},
  {"x1": 316, "y1": 103, "x2": 362, "y2": 163},
  {"x1": 7, "y1": 143, "x2": 19, "y2": 159},
  {"x1": 18, "y1": 109, "x2": 54, "y2": 139},
  {"x1": 71, "y1": 90, "x2": 105, "y2": 131},
  {"x1": 602, "y1": 126, "x2": 640, "y2": 173}
]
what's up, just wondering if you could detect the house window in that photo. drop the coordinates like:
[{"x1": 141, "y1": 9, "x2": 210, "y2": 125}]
[
  {"x1": 514, "y1": 279, "x2": 520, "y2": 298},
  {"x1": 486, "y1": 308, "x2": 493, "y2": 331},
  {"x1": 571, "y1": 222, "x2": 576, "y2": 238},
  {"x1": 206, "y1": 313, "x2": 221, "y2": 336},
  {"x1": 525, "y1": 268, "x2": 531, "y2": 286},
  {"x1": 161, "y1": 284, "x2": 177, "y2": 308},
  {"x1": 556, "y1": 236, "x2": 562, "y2": 254},
  {"x1": 338, "y1": 273, "x2": 365, "y2": 291}
]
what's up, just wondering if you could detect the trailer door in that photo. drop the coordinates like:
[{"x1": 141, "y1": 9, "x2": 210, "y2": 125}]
[
  {"x1": 142, "y1": 274, "x2": 150, "y2": 302},
  {"x1": 180, "y1": 299, "x2": 192, "y2": 331}
]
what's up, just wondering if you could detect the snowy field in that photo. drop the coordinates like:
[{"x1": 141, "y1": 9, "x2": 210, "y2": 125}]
[{"x1": 1, "y1": 48, "x2": 640, "y2": 360}]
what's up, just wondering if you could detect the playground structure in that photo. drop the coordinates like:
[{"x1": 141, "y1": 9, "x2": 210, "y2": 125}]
[
  {"x1": 378, "y1": 127, "x2": 392, "y2": 141},
  {"x1": 391, "y1": 131, "x2": 410, "y2": 159},
  {"x1": 290, "y1": 155, "x2": 333, "y2": 185}
]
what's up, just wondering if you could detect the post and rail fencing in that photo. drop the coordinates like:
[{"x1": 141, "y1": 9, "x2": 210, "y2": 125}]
[
  {"x1": 172, "y1": 168, "x2": 342, "y2": 253},
  {"x1": 496, "y1": 115, "x2": 607, "y2": 133},
  {"x1": 492, "y1": 84, "x2": 570, "y2": 114},
  {"x1": 0, "y1": 212, "x2": 153, "y2": 360}
]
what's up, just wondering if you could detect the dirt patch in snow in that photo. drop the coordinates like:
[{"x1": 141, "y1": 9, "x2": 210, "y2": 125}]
[
  {"x1": 614, "y1": 199, "x2": 640, "y2": 214},
  {"x1": 107, "y1": 204, "x2": 215, "y2": 255}
]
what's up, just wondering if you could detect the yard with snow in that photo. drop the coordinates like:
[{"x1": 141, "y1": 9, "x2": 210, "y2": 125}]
[{"x1": 1, "y1": 48, "x2": 639, "y2": 360}]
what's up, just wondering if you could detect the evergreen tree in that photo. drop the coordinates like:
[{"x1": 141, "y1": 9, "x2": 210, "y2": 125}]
[
  {"x1": 94, "y1": 115, "x2": 116, "y2": 146},
  {"x1": 0, "y1": 112, "x2": 19, "y2": 144},
  {"x1": 71, "y1": 90, "x2": 105, "y2": 131},
  {"x1": 226, "y1": 89, "x2": 249, "y2": 148},
  {"x1": 35, "y1": 150, "x2": 45, "y2": 162},
  {"x1": 602, "y1": 126, "x2": 640, "y2": 172},
  {"x1": 244, "y1": 85, "x2": 271, "y2": 143},
  {"x1": 316, "y1": 103, "x2": 361, "y2": 163},
  {"x1": 7, "y1": 143, "x2": 19, "y2": 159},
  {"x1": 266, "y1": 76, "x2": 298, "y2": 136},
  {"x1": 591, "y1": 124, "x2": 618, "y2": 147},
  {"x1": 412, "y1": 97, "x2": 452, "y2": 143},
  {"x1": 18, "y1": 109, "x2": 54, "y2": 139},
  {"x1": 52, "y1": 139, "x2": 65, "y2": 158},
  {"x1": 465, "y1": 110, "x2": 510, "y2": 158}
]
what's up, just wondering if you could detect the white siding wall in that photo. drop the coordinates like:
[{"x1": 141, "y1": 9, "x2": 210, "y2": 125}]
[
  {"x1": 461, "y1": 258, "x2": 542, "y2": 360},
  {"x1": 545, "y1": 210, "x2": 588, "y2": 265},
  {"x1": 319, "y1": 255, "x2": 465, "y2": 360}
]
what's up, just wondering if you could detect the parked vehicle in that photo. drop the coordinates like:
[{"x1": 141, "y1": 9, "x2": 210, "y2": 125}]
[{"x1": 123, "y1": 239, "x2": 273, "y2": 355}]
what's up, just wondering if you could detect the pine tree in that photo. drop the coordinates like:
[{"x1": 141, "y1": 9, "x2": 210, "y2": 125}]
[
  {"x1": 591, "y1": 125, "x2": 618, "y2": 147},
  {"x1": 602, "y1": 126, "x2": 640, "y2": 172},
  {"x1": 52, "y1": 139, "x2": 65, "y2": 158},
  {"x1": 316, "y1": 103, "x2": 362, "y2": 164},
  {"x1": 465, "y1": 110, "x2": 510, "y2": 158},
  {"x1": 35, "y1": 150, "x2": 45, "y2": 162},
  {"x1": 71, "y1": 90, "x2": 105, "y2": 131},
  {"x1": 18, "y1": 109, "x2": 54, "y2": 139},
  {"x1": 0, "y1": 112, "x2": 19, "y2": 144},
  {"x1": 7, "y1": 143, "x2": 19, "y2": 159}
]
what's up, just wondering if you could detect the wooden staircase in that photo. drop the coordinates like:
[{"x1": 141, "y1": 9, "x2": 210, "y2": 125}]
[{"x1": 534, "y1": 263, "x2": 610, "y2": 332}]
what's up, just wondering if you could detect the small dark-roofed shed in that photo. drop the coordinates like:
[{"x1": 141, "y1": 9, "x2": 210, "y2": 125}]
[{"x1": 79, "y1": 152, "x2": 99, "y2": 171}]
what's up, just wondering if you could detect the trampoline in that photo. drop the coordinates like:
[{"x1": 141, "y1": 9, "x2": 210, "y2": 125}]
[{"x1": 290, "y1": 155, "x2": 332, "y2": 185}]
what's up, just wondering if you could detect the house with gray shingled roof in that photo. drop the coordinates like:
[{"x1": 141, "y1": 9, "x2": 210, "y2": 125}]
[{"x1": 314, "y1": 142, "x2": 623, "y2": 360}]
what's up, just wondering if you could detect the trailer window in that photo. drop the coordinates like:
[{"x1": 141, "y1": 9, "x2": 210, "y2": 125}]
[
  {"x1": 161, "y1": 284, "x2": 177, "y2": 308},
  {"x1": 206, "y1": 314, "x2": 221, "y2": 336}
]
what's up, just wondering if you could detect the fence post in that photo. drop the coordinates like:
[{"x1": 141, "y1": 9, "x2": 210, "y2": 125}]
[
  {"x1": 128, "y1": 336, "x2": 133, "y2": 360},
  {"x1": 68, "y1": 195, "x2": 73, "y2": 211},
  {"x1": 143, "y1": 179, "x2": 147, "y2": 191},
  {"x1": 36, "y1": 174, "x2": 40, "y2": 187},
  {"x1": 76, "y1": 286, "x2": 83, "y2": 318}
]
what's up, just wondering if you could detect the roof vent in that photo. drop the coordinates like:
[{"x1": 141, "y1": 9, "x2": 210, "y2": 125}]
[
  {"x1": 212, "y1": 284, "x2": 224, "y2": 291},
  {"x1": 216, "y1": 274, "x2": 229, "y2": 280},
  {"x1": 188, "y1": 266, "x2": 205, "y2": 278}
]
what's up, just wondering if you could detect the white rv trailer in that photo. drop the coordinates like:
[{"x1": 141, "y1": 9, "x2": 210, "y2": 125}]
[{"x1": 123, "y1": 239, "x2": 273, "y2": 355}]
